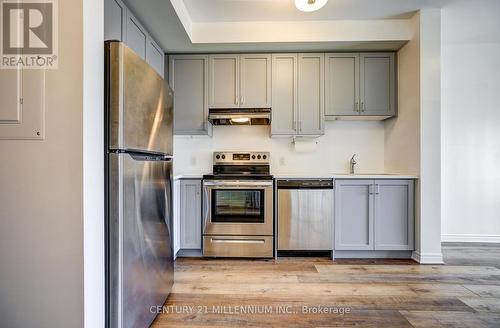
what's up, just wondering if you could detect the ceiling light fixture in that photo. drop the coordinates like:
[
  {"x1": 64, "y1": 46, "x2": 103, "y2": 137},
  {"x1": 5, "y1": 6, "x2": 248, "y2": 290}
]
[{"x1": 295, "y1": 0, "x2": 328, "y2": 12}]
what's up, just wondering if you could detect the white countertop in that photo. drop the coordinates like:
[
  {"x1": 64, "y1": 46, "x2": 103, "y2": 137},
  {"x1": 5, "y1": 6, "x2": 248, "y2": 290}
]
[
  {"x1": 273, "y1": 173, "x2": 419, "y2": 179},
  {"x1": 174, "y1": 173, "x2": 206, "y2": 180},
  {"x1": 175, "y1": 173, "x2": 419, "y2": 180}
]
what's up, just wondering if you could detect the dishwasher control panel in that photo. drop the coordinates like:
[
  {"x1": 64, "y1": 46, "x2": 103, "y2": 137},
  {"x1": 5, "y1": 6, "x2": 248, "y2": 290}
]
[{"x1": 277, "y1": 179, "x2": 333, "y2": 189}]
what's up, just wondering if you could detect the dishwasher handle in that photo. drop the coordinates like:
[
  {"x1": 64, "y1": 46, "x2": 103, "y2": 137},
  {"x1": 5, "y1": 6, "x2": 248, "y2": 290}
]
[{"x1": 277, "y1": 179, "x2": 334, "y2": 189}]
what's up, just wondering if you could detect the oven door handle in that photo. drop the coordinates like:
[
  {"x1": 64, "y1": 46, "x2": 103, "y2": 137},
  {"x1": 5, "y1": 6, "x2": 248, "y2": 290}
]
[
  {"x1": 203, "y1": 185, "x2": 210, "y2": 232},
  {"x1": 210, "y1": 238, "x2": 266, "y2": 244},
  {"x1": 203, "y1": 181, "x2": 273, "y2": 187}
]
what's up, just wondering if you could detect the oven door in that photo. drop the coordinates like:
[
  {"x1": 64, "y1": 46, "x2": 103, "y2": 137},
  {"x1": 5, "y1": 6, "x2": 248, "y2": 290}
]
[{"x1": 203, "y1": 180, "x2": 273, "y2": 236}]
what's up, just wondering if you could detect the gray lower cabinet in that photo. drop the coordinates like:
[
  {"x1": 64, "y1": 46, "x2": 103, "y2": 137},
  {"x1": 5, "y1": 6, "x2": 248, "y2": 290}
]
[
  {"x1": 335, "y1": 179, "x2": 414, "y2": 251},
  {"x1": 169, "y1": 55, "x2": 211, "y2": 135},
  {"x1": 374, "y1": 180, "x2": 414, "y2": 250},
  {"x1": 334, "y1": 180, "x2": 374, "y2": 250},
  {"x1": 179, "y1": 179, "x2": 202, "y2": 250}
]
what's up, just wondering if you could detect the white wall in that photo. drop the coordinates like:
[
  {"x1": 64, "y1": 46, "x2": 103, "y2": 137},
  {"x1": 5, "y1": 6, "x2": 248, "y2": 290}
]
[
  {"x1": 0, "y1": 0, "x2": 85, "y2": 327},
  {"x1": 385, "y1": 12, "x2": 423, "y2": 257},
  {"x1": 418, "y1": 9, "x2": 443, "y2": 263},
  {"x1": 83, "y1": 0, "x2": 105, "y2": 327},
  {"x1": 441, "y1": 0, "x2": 500, "y2": 242},
  {"x1": 174, "y1": 121, "x2": 386, "y2": 175},
  {"x1": 385, "y1": 13, "x2": 420, "y2": 176}
]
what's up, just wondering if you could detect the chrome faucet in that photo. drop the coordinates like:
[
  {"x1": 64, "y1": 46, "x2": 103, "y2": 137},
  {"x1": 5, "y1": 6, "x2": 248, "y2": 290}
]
[{"x1": 350, "y1": 154, "x2": 357, "y2": 175}]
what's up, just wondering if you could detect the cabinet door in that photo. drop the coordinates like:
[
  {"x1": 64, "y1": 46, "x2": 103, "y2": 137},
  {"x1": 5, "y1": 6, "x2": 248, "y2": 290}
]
[
  {"x1": 271, "y1": 54, "x2": 297, "y2": 135},
  {"x1": 240, "y1": 54, "x2": 271, "y2": 108},
  {"x1": 209, "y1": 55, "x2": 239, "y2": 108},
  {"x1": 169, "y1": 55, "x2": 210, "y2": 135},
  {"x1": 325, "y1": 53, "x2": 359, "y2": 116},
  {"x1": 180, "y1": 180, "x2": 202, "y2": 249},
  {"x1": 334, "y1": 180, "x2": 374, "y2": 250},
  {"x1": 104, "y1": 0, "x2": 126, "y2": 41},
  {"x1": 146, "y1": 38, "x2": 164, "y2": 78},
  {"x1": 297, "y1": 53, "x2": 324, "y2": 135},
  {"x1": 374, "y1": 180, "x2": 414, "y2": 250},
  {"x1": 125, "y1": 10, "x2": 147, "y2": 59},
  {"x1": 359, "y1": 53, "x2": 395, "y2": 116}
]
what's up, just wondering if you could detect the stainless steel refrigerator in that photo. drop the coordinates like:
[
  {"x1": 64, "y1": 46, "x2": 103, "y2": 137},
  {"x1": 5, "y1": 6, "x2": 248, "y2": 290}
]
[{"x1": 105, "y1": 41, "x2": 174, "y2": 328}]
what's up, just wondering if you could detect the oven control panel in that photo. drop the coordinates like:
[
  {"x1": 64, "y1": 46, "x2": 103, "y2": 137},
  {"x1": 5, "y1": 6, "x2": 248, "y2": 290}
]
[{"x1": 213, "y1": 152, "x2": 270, "y2": 164}]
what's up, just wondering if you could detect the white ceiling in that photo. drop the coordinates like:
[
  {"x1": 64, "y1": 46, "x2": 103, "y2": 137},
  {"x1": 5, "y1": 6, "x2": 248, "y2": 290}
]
[
  {"x1": 124, "y1": 0, "x2": 452, "y2": 53},
  {"x1": 183, "y1": 0, "x2": 446, "y2": 22}
]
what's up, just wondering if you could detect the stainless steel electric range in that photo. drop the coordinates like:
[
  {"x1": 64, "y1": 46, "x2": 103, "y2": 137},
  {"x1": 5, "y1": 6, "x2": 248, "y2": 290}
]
[{"x1": 202, "y1": 152, "x2": 273, "y2": 258}]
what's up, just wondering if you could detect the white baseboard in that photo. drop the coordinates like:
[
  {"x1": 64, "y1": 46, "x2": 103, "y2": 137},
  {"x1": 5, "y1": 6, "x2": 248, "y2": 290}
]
[
  {"x1": 442, "y1": 234, "x2": 500, "y2": 243},
  {"x1": 411, "y1": 251, "x2": 444, "y2": 264}
]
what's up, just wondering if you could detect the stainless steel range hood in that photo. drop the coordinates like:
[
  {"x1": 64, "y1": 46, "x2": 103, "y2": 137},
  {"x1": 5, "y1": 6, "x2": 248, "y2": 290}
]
[{"x1": 208, "y1": 109, "x2": 271, "y2": 126}]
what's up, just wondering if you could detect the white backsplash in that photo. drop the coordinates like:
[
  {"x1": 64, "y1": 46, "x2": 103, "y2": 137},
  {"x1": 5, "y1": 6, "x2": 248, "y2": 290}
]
[{"x1": 173, "y1": 121, "x2": 385, "y2": 175}]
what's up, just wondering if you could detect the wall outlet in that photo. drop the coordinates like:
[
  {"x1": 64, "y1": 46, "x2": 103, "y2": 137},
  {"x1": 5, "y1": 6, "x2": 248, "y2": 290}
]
[
  {"x1": 279, "y1": 157, "x2": 286, "y2": 166},
  {"x1": 190, "y1": 156, "x2": 197, "y2": 166}
]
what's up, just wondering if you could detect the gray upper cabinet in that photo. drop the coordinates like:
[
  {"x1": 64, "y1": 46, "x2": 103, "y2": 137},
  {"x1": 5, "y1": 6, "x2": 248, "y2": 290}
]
[
  {"x1": 169, "y1": 55, "x2": 211, "y2": 135},
  {"x1": 374, "y1": 180, "x2": 414, "y2": 250},
  {"x1": 209, "y1": 55, "x2": 239, "y2": 108},
  {"x1": 240, "y1": 54, "x2": 272, "y2": 108},
  {"x1": 146, "y1": 38, "x2": 164, "y2": 78},
  {"x1": 125, "y1": 11, "x2": 147, "y2": 59},
  {"x1": 334, "y1": 180, "x2": 374, "y2": 250},
  {"x1": 325, "y1": 52, "x2": 396, "y2": 120},
  {"x1": 359, "y1": 53, "x2": 396, "y2": 116},
  {"x1": 271, "y1": 53, "x2": 324, "y2": 137},
  {"x1": 334, "y1": 179, "x2": 415, "y2": 252},
  {"x1": 297, "y1": 53, "x2": 324, "y2": 135},
  {"x1": 180, "y1": 179, "x2": 202, "y2": 250},
  {"x1": 325, "y1": 53, "x2": 359, "y2": 116},
  {"x1": 209, "y1": 54, "x2": 271, "y2": 109},
  {"x1": 271, "y1": 54, "x2": 297, "y2": 135},
  {"x1": 105, "y1": 0, "x2": 165, "y2": 77},
  {"x1": 104, "y1": 0, "x2": 126, "y2": 42}
]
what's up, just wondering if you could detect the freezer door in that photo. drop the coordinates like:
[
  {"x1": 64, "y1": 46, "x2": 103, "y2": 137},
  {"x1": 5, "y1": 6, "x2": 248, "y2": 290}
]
[
  {"x1": 108, "y1": 152, "x2": 173, "y2": 328},
  {"x1": 106, "y1": 41, "x2": 173, "y2": 155}
]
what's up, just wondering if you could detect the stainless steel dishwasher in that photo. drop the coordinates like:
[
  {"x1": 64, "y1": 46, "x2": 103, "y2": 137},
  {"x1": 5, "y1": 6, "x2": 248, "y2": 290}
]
[{"x1": 277, "y1": 179, "x2": 334, "y2": 252}]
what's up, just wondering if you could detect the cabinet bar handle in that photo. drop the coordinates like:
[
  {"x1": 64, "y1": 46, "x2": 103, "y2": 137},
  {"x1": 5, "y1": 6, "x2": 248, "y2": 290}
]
[
  {"x1": 361, "y1": 102, "x2": 366, "y2": 112},
  {"x1": 355, "y1": 101, "x2": 359, "y2": 112}
]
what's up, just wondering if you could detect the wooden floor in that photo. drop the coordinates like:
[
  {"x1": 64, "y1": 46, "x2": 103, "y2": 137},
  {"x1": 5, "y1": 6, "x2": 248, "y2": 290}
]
[{"x1": 152, "y1": 243, "x2": 500, "y2": 327}]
